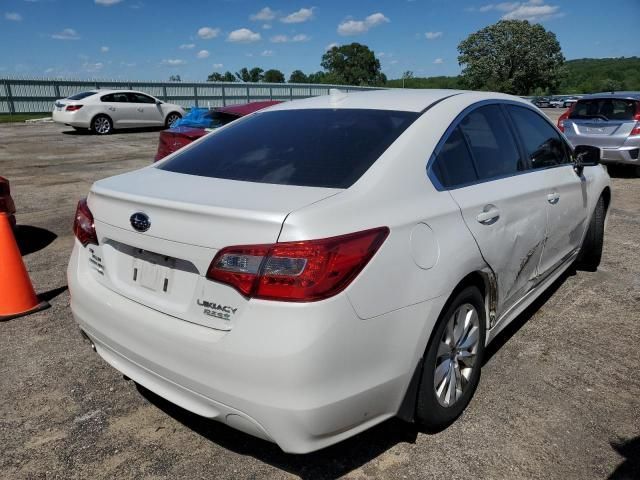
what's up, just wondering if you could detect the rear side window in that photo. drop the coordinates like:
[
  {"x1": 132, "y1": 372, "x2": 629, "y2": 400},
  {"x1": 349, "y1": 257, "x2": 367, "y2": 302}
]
[
  {"x1": 128, "y1": 92, "x2": 156, "y2": 104},
  {"x1": 101, "y1": 93, "x2": 129, "y2": 103},
  {"x1": 458, "y1": 105, "x2": 524, "y2": 180},
  {"x1": 68, "y1": 91, "x2": 96, "y2": 100},
  {"x1": 430, "y1": 127, "x2": 478, "y2": 188},
  {"x1": 508, "y1": 106, "x2": 570, "y2": 169},
  {"x1": 570, "y1": 98, "x2": 637, "y2": 121},
  {"x1": 159, "y1": 109, "x2": 418, "y2": 189}
]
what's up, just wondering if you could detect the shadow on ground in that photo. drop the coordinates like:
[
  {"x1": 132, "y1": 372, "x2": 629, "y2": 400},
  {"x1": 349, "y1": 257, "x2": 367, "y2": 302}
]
[
  {"x1": 609, "y1": 436, "x2": 640, "y2": 479},
  {"x1": 15, "y1": 225, "x2": 57, "y2": 255},
  {"x1": 39, "y1": 285, "x2": 68, "y2": 302},
  {"x1": 138, "y1": 384, "x2": 419, "y2": 480},
  {"x1": 62, "y1": 126, "x2": 164, "y2": 136},
  {"x1": 606, "y1": 164, "x2": 639, "y2": 179}
]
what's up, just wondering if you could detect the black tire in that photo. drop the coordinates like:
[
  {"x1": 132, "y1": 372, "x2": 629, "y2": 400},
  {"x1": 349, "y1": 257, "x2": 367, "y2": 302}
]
[
  {"x1": 165, "y1": 112, "x2": 182, "y2": 128},
  {"x1": 416, "y1": 286, "x2": 486, "y2": 431},
  {"x1": 576, "y1": 196, "x2": 605, "y2": 271},
  {"x1": 91, "y1": 114, "x2": 113, "y2": 135}
]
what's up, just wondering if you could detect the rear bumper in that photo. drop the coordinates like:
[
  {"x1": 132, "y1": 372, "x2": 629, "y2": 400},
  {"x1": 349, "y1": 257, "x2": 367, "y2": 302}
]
[
  {"x1": 52, "y1": 110, "x2": 90, "y2": 128},
  {"x1": 67, "y1": 241, "x2": 435, "y2": 453},
  {"x1": 599, "y1": 146, "x2": 640, "y2": 166}
]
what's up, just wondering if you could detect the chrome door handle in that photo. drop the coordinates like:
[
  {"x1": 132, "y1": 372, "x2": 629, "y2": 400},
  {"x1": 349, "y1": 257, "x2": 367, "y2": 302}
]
[
  {"x1": 108, "y1": 107, "x2": 115, "y2": 111},
  {"x1": 476, "y1": 206, "x2": 500, "y2": 225},
  {"x1": 547, "y1": 193, "x2": 560, "y2": 204}
]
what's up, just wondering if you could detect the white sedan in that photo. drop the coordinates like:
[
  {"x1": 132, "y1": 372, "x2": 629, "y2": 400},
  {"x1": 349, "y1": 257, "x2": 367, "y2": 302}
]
[
  {"x1": 68, "y1": 89, "x2": 610, "y2": 453},
  {"x1": 52, "y1": 89, "x2": 185, "y2": 134}
]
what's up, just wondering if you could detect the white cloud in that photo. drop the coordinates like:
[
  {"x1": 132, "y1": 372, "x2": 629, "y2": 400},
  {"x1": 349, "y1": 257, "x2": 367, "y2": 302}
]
[
  {"x1": 100, "y1": 46, "x2": 109, "y2": 53},
  {"x1": 476, "y1": 1, "x2": 562, "y2": 21},
  {"x1": 94, "y1": 0, "x2": 123, "y2": 5},
  {"x1": 325, "y1": 42, "x2": 338, "y2": 51},
  {"x1": 52, "y1": 28, "x2": 80, "y2": 40},
  {"x1": 281, "y1": 7, "x2": 314, "y2": 24},
  {"x1": 198, "y1": 27, "x2": 220, "y2": 39},
  {"x1": 270, "y1": 34, "x2": 288, "y2": 43},
  {"x1": 250, "y1": 7, "x2": 276, "y2": 21},
  {"x1": 261, "y1": 49, "x2": 274, "y2": 57},
  {"x1": 44, "y1": 67, "x2": 54, "y2": 74},
  {"x1": 262, "y1": 24, "x2": 272, "y2": 29},
  {"x1": 121, "y1": 61, "x2": 136, "y2": 67},
  {"x1": 337, "y1": 12, "x2": 389, "y2": 36},
  {"x1": 161, "y1": 58, "x2": 186, "y2": 66},
  {"x1": 196, "y1": 49, "x2": 209, "y2": 59},
  {"x1": 433, "y1": 58, "x2": 444, "y2": 64},
  {"x1": 5, "y1": 12, "x2": 22, "y2": 21},
  {"x1": 83, "y1": 62, "x2": 104, "y2": 72},
  {"x1": 212, "y1": 63, "x2": 224, "y2": 69},
  {"x1": 179, "y1": 43, "x2": 195, "y2": 49},
  {"x1": 227, "y1": 28, "x2": 261, "y2": 43},
  {"x1": 270, "y1": 33, "x2": 310, "y2": 43},
  {"x1": 389, "y1": 60, "x2": 399, "y2": 65},
  {"x1": 425, "y1": 31, "x2": 443, "y2": 40}
]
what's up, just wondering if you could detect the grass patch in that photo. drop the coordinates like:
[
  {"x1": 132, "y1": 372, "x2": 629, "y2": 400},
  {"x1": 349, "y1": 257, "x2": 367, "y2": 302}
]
[{"x1": 0, "y1": 113, "x2": 51, "y2": 123}]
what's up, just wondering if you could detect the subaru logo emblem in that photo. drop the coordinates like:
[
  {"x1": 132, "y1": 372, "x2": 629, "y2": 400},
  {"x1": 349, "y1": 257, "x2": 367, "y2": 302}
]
[{"x1": 130, "y1": 212, "x2": 150, "y2": 232}]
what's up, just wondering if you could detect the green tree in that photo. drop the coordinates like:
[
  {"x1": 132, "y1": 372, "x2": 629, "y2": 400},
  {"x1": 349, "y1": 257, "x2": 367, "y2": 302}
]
[
  {"x1": 457, "y1": 20, "x2": 564, "y2": 95},
  {"x1": 320, "y1": 43, "x2": 386, "y2": 86},
  {"x1": 207, "y1": 71, "x2": 236, "y2": 82},
  {"x1": 263, "y1": 69, "x2": 285, "y2": 83},
  {"x1": 169, "y1": 74, "x2": 181, "y2": 82},
  {"x1": 288, "y1": 70, "x2": 309, "y2": 83},
  {"x1": 235, "y1": 67, "x2": 265, "y2": 82},
  {"x1": 401, "y1": 71, "x2": 414, "y2": 88}
]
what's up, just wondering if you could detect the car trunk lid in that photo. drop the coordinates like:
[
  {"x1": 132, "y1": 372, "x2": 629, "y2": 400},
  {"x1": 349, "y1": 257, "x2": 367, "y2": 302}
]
[
  {"x1": 566, "y1": 98, "x2": 639, "y2": 148},
  {"x1": 86, "y1": 167, "x2": 340, "y2": 330}
]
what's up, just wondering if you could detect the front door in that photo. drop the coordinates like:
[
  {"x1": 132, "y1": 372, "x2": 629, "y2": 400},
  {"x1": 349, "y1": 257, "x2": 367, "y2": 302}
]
[{"x1": 126, "y1": 92, "x2": 164, "y2": 126}]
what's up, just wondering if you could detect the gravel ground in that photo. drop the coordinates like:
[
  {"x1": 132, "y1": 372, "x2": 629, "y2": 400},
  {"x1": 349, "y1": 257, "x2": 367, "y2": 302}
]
[{"x1": 1, "y1": 111, "x2": 639, "y2": 480}]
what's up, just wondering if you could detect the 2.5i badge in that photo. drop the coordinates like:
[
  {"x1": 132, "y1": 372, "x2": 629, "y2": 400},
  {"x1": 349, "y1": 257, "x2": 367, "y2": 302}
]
[{"x1": 197, "y1": 299, "x2": 238, "y2": 322}]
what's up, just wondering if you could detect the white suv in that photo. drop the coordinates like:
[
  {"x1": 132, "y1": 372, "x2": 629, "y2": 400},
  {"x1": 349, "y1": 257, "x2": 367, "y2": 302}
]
[
  {"x1": 68, "y1": 89, "x2": 610, "y2": 453},
  {"x1": 52, "y1": 89, "x2": 185, "y2": 134}
]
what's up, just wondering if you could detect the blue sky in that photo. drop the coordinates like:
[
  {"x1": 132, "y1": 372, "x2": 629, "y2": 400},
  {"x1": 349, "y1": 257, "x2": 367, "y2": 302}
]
[{"x1": 1, "y1": 0, "x2": 639, "y2": 81}]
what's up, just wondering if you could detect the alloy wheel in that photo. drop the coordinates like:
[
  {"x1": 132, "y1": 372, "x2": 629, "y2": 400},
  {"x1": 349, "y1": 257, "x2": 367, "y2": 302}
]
[
  {"x1": 433, "y1": 303, "x2": 480, "y2": 408},
  {"x1": 94, "y1": 117, "x2": 111, "y2": 134}
]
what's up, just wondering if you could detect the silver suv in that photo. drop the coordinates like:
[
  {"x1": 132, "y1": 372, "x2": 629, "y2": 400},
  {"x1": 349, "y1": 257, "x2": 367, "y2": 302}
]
[{"x1": 559, "y1": 92, "x2": 640, "y2": 174}]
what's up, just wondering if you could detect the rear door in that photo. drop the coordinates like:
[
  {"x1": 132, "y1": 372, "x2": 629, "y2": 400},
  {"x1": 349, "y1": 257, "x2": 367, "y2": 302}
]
[
  {"x1": 127, "y1": 92, "x2": 164, "y2": 126},
  {"x1": 433, "y1": 104, "x2": 548, "y2": 315},
  {"x1": 101, "y1": 92, "x2": 137, "y2": 127},
  {"x1": 565, "y1": 98, "x2": 638, "y2": 149},
  {"x1": 506, "y1": 105, "x2": 588, "y2": 277}
]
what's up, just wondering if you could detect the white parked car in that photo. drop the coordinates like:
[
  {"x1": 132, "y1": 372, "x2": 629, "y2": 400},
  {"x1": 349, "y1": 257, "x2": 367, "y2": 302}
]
[
  {"x1": 52, "y1": 89, "x2": 185, "y2": 134},
  {"x1": 68, "y1": 89, "x2": 610, "y2": 453}
]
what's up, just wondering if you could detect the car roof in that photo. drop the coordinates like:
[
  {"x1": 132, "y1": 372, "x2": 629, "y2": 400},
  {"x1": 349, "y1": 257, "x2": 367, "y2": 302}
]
[
  {"x1": 215, "y1": 100, "x2": 282, "y2": 116},
  {"x1": 264, "y1": 88, "x2": 532, "y2": 113},
  {"x1": 579, "y1": 91, "x2": 640, "y2": 101}
]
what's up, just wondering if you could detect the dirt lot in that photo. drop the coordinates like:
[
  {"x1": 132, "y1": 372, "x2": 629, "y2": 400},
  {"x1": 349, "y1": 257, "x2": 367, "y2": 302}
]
[{"x1": 1, "y1": 111, "x2": 639, "y2": 479}]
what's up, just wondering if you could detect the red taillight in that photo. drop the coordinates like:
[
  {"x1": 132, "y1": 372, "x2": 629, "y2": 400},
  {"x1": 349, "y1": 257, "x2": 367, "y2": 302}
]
[
  {"x1": 207, "y1": 227, "x2": 390, "y2": 301},
  {"x1": 634, "y1": 101, "x2": 640, "y2": 122},
  {"x1": 557, "y1": 105, "x2": 574, "y2": 133},
  {"x1": 73, "y1": 198, "x2": 98, "y2": 246},
  {"x1": 66, "y1": 104, "x2": 83, "y2": 112},
  {"x1": 631, "y1": 124, "x2": 640, "y2": 136}
]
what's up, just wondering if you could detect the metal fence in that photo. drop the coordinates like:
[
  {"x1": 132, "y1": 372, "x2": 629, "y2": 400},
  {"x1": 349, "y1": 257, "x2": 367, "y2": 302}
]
[{"x1": 0, "y1": 78, "x2": 380, "y2": 114}]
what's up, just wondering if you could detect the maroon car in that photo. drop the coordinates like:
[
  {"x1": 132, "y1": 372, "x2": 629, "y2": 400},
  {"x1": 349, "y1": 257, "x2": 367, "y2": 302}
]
[
  {"x1": 0, "y1": 176, "x2": 16, "y2": 227},
  {"x1": 154, "y1": 101, "x2": 281, "y2": 162}
]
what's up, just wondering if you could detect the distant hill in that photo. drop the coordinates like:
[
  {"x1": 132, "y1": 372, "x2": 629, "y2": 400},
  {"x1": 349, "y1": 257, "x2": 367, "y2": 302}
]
[{"x1": 386, "y1": 57, "x2": 640, "y2": 94}]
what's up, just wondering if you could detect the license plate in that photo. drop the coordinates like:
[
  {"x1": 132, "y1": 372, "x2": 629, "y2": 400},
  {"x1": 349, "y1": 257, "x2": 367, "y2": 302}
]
[{"x1": 131, "y1": 249, "x2": 175, "y2": 292}]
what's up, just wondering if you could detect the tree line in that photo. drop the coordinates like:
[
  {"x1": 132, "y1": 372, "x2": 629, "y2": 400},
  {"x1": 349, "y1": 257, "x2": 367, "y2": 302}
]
[{"x1": 196, "y1": 21, "x2": 638, "y2": 95}]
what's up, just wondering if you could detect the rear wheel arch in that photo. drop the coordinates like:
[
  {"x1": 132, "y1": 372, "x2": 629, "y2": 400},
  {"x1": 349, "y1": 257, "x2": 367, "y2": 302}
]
[{"x1": 397, "y1": 269, "x2": 494, "y2": 423}]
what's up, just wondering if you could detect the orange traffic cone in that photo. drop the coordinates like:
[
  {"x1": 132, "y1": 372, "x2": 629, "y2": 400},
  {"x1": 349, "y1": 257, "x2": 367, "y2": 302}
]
[{"x1": 0, "y1": 213, "x2": 49, "y2": 320}]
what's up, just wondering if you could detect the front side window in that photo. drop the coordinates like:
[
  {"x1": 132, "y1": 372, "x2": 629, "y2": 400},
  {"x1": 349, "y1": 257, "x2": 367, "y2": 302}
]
[
  {"x1": 508, "y1": 105, "x2": 570, "y2": 169},
  {"x1": 101, "y1": 93, "x2": 129, "y2": 103},
  {"x1": 458, "y1": 105, "x2": 525, "y2": 180},
  {"x1": 160, "y1": 109, "x2": 419, "y2": 189},
  {"x1": 128, "y1": 92, "x2": 156, "y2": 104}
]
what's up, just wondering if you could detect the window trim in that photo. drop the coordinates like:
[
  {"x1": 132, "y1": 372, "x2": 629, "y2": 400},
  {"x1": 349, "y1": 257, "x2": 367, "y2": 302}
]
[{"x1": 427, "y1": 99, "x2": 575, "y2": 192}]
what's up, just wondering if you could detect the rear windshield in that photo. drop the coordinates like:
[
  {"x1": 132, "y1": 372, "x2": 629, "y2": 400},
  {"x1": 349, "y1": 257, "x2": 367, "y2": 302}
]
[
  {"x1": 570, "y1": 98, "x2": 638, "y2": 121},
  {"x1": 67, "y1": 91, "x2": 97, "y2": 100},
  {"x1": 159, "y1": 108, "x2": 419, "y2": 188}
]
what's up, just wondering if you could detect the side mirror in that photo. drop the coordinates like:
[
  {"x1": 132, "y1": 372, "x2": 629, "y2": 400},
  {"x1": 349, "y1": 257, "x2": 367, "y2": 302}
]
[
  {"x1": 156, "y1": 100, "x2": 162, "y2": 105},
  {"x1": 574, "y1": 145, "x2": 600, "y2": 166}
]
